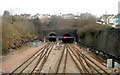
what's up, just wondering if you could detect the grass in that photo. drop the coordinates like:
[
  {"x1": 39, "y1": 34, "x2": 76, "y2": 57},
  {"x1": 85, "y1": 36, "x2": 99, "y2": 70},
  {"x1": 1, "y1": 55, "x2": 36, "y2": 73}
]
[
  {"x1": 77, "y1": 23, "x2": 113, "y2": 36},
  {"x1": 116, "y1": 24, "x2": 120, "y2": 27},
  {"x1": 2, "y1": 15, "x2": 39, "y2": 55}
]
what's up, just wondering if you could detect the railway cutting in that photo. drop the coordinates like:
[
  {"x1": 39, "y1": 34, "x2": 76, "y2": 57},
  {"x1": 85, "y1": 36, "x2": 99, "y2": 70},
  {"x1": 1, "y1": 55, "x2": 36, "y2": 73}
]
[{"x1": 2, "y1": 42, "x2": 115, "y2": 75}]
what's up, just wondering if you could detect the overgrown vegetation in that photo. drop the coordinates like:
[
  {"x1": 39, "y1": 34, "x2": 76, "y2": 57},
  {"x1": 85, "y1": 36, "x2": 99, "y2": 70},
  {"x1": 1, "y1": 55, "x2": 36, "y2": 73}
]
[
  {"x1": 42, "y1": 13, "x2": 97, "y2": 30},
  {"x1": 116, "y1": 24, "x2": 120, "y2": 27},
  {"x1": 2, "y1": 11, "x2": 42, "y2": 54}
]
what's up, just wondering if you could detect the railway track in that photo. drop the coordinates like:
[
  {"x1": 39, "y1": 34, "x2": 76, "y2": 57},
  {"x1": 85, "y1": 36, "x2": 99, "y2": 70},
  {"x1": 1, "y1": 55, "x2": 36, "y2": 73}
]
[
  {"x1": 6, "y1": 43, "x2": 114, "y2": 75},
  {"x1": 32, "y1": 42, "x2": 55, "y2": 74},
  {"x1": 66, "y1": 44, "x2": 114, "y2": 75},
  {"x1": 9, "y1": 42, "x2": 55, "y2": 75}
]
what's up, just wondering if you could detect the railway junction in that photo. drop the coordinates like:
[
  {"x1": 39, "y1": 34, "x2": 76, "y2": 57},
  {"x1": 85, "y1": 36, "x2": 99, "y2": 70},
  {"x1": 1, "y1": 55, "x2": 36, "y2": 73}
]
[{"x1": 2, "y1": 42, "x2": 116, "y2": 75}]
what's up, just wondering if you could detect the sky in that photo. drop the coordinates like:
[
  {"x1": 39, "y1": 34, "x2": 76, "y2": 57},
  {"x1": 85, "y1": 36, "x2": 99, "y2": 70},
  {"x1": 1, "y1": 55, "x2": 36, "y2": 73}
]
[{"x1": 0, "y1": 0, "x2": 120, "y2": 17}]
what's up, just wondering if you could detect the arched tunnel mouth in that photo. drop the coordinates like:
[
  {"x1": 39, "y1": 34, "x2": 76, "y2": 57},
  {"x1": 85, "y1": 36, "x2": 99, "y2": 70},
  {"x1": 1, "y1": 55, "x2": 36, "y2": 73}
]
[
  {"x1": 62, "y1": 34, "x2": 74, "y2": 43},
  {"x1": 48, "y1": 33, "x2": 57, "y2": 42}
]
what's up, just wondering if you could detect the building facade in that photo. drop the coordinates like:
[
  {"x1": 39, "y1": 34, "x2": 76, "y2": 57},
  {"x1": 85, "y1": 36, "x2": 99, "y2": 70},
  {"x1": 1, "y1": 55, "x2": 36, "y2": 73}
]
[
  {"x1": 98, "y1": 14, "x2": 119, "y2": 27},
  {"x1": 118, "y1": 1, "x2": 120, "y2": 24}
]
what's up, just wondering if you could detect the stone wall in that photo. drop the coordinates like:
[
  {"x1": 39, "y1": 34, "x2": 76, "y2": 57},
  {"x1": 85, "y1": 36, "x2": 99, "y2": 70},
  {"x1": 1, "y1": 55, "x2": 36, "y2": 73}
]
[
  {"x1": 78, "y1": 28, "x2": 120, "y2": 57},
  {"x1": 41, "y1": 29, "x2": 77, "y2": 38}
]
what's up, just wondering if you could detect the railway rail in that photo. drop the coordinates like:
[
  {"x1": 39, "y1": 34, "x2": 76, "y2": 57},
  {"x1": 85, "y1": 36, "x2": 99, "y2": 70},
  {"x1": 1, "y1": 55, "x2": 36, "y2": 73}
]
[
  {"x1": 9, "y1": 42, "x2": 55, "y2": 75},
  {"x1": 66, "y1": 44, "x2": 114, "y2": 75},
  {"x1": 4, "y1": 42, "x2": 115, "y2": 75}
]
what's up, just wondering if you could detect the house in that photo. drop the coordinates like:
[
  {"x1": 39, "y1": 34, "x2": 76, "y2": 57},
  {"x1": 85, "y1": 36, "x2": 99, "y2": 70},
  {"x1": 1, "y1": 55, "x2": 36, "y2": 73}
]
[
  {"x1": 62, "y1": 13, "x2": 75, "y2": 19},
  {"x1": 20, "y1": 14, "x2": 31, "y2": 19},
  {"x1": 40, "y1": 14, "x2": 51, "y2": 19},
  {"x1": 98, "y1": 14, "x2": 119, "y2": 27}
]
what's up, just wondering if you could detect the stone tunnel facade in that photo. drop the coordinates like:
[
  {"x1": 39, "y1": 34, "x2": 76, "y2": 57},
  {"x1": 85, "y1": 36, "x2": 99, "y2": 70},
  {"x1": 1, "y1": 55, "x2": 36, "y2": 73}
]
[{"x1": 41, "y1": 29, "x2": 77, "y2": 42}]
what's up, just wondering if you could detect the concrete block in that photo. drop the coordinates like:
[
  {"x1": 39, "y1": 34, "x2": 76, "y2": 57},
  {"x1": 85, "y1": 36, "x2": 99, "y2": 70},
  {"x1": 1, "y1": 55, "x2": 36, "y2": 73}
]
[{"x1": 107, "y1": 59, "x2": 113, "y2": 68}]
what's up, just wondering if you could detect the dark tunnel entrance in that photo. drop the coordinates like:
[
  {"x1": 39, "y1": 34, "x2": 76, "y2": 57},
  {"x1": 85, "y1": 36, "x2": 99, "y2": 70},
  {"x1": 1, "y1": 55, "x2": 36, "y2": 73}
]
[
  {"x1": 48, "y1": 33, "x2": 57, "y2": 42},
  {"x1": 62, "y1": 34, "x2": 74, "y2": 43}
]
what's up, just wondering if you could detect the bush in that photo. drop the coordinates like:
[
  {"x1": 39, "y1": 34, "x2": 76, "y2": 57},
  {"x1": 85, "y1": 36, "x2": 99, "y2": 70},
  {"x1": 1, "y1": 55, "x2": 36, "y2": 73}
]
[{"x1": 2, "y1": 11, "x2": 40, "y2": 54}]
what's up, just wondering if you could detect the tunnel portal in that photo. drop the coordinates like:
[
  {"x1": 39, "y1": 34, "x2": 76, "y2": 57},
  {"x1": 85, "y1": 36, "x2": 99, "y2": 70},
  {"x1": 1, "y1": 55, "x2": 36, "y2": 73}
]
[
  {"x1": 48, "y1": 33, "x2": 57, "y2": 42},
  {"x1": 42, "y1": 29, "x2": 77, "y2": 43},
  {"x1": 62, "y1": 34, "x2": 74, "y2": 43}
]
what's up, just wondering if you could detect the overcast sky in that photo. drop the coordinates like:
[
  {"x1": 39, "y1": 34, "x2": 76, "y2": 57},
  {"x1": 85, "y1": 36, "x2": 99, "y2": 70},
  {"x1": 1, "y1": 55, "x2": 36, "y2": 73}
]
[{"x1": 0, "y1": 0, "x2": 120, "y2": 17}]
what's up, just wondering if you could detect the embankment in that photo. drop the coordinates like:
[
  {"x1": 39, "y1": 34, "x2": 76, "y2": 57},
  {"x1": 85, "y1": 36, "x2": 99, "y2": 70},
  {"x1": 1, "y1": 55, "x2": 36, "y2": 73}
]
[
  {"x1": 2, "y1": 12, "x2": 42, "y2": 55},
  {"x1": 78, "y1": 25, "x2": 120, "y2": 57}
]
